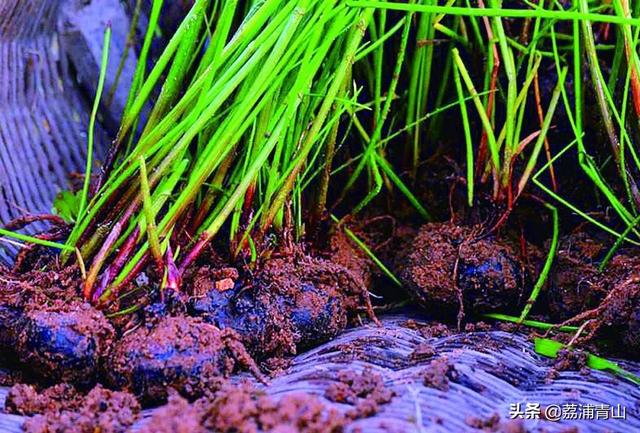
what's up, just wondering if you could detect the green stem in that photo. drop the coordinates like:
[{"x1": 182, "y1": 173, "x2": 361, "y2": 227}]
[
  {"x1": 78, "y1": 25, "x2": 111, "y2": 220},
  {"x1": 518, "y1": 203, "x2": 558, "y2": 322}
]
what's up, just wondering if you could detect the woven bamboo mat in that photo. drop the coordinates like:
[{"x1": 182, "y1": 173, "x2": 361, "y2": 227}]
[{"x1": 0, "y1": 0, "x2": 135, "y2": 264}]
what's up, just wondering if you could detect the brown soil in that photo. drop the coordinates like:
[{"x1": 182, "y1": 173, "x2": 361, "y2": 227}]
[
  {"x1": 189, "y1": 266, "x2": 240, "y2": 299},
  {"x1": 325, "y1": 367, "x2": 395, "y2": 419},
  {"x1": 552, "y1": 348, "x2": 589, "y2": 373},
  {"x1": 421, "y1": 356, "x2": 459, "y2": 391},
  {"x1": 545, "y1": 348, "x2": 591, "y2": 382},
  {"x1": 551, "y1": 251, "x2": 640, "y2": 357},
  {"x1": 190, "y1": 253, "x2": 361, "y2": 360},
  {"x1": 0, "y1": 247, "x2": 374, "y2": 410},
  {"x1": 5, "y1": 383, "x2": 140, "y2": 433},
  {"x1": 404, "y1": 319, "x2": 453, "y2": 338},
  {"x1": 409, "y1": 342, "x2": 437, "y2": 361},
  {"x1": 3, "y1": 218, "x2": 640, "y2": 426},
  {"x1": 138, "y1": 391, "x2": 207, "y2": 433},
  {"x1": 106, "y1": 315, "x2": 259, "y2": 404},
  {"x1": 141, "y1": 382, "x2": 348, "y2": 433},
  {"x1": 327, "y1": 224, "x2": 375, "y2": 290},
  {"x1": 464, "y1": 321, "x2": 493, "y2": 332},
  {"x1": 5, "y1": 383, "x2": 81, "y2": 415},
  {"x1": 593, "y1": 274, "x2": 640, "y2": 356},
  {"x1": 0, "y1": 260, "x2": 97, "y2": 382},
  {"x1": 547, "y1": 233, "x2": 609, "y2": 320},
  {"x1": 0, "y1": 265, "x2": 82, "y2": 306},
  {"x1": 17, "y1": 300, "x2": 114, "y2": 386},
  {"x1": 396, "y1": 222, "x2": 528, "y2": 319},
  {"x1": 541, "y1": 232, "x2": 640, "y2": 357},
  {"x1": 465, "y1": 413, "x2": 529, "y2": 433},
  {"x1": 325, "y1": 215, "x2": 400, "y2": 293}
]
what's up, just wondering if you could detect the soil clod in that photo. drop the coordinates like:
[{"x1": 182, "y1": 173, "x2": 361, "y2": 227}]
[
  {"x1": 140, "y1": 382, "x2": 347, "y2": 433},
  {"x1": 396, "y1": 223, "x2": 528, "y2": 319},
  {"x1": 5, "y1": 383, "x2": 81, "y2": 416},
  {"x1": 106, "y1": 315, "x2": 257, "y2": 403},
  {"x1": 16, "y1": 300, "x2": 114, "y2": 386},
  {"x1": 548, "y1": 233, "x2": 608, "y2": 320},
  {"x1": 325, "y1": 367, "x2": 395, "y2": 419},
  {"x1": 9, "y1": 384, "x2": 140, "y2": 433},
  {"x1": 191, "y1": 255, "x2": 352, "y2": 359},
  {"x1": 422, "y1": 356, "x2": 459, "y2": 391}
]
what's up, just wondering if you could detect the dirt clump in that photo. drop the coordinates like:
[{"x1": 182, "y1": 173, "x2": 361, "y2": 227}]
[
  {"x1": 138, "y1": 391, "x2": 206, "y2": 433},
  {"x1": 190, "y1": 266, "x2": 240, "y2": 299},
  {"x1": 465, "y1": 414, "x2": 528, "y2": 432},
  {"x1": 204, "y1": 383, "x2": 346, "y2": 433},
  {"x1": 0, "y1": 266, "x2": 105, "y2": 382},
  {"x1": 409, "y1": 342, "x2": 437, "y2": 361},
  {"x1": 23, "y1": 386, "x2": 140, "y2": 433},
  {"x1": 557, "y1": 265, "x2": 640, "y2": 358},
  {"x1": 464, "y1": 321, "x2": 493, "y2": 332},
  {"x1": 324, "y1": 215, "x2": 398, "y2": 292},
  {"x1": 327, "y1": 225, "x2": 376, "y2": 291},
  {"x1": 0, "y1": 265, "x2": 82, "y2": 306},
  {"x1": 422, "y1": 356, "x2": 459, "y2": 391},
  {"x1": 190, "y1": 254, "x2": 357, "y2": 359},
  {"x1": 106, "y1": 315, "x2": 259, "y2": 404},
  {"x1": 5, "y1": 384, "x2": 140, "y2": 433},
  {"x1": 548, "y1": 233, "x2": 609, "y2": 320},
  {"x1": 5, "y1": 383, "x2": 81, "y2": 415},
  {"x1": 396, "y1": 222, "x2": 528, "y2": 319},
  {"x1": 552, "y1": 348, "x2": 589, "y2": 373},
  {"x1": 141, "y1": 382, "x2": 348, "y2": 433},
  {"x1": 325, "y1": 367, "x2": 395, "y2": 419},
  {"x1": 16, "y1": 300, "x2": 114, "y2": 386},
  {"x1": 404, "y1": 319, "x2": 452, "y2": 338},
  {"x1": 545, "y1": 348, "x2": 590, "y2": 382},
  {"x1": 590, "y1": 274, "x2": 640, "y2": 356}
]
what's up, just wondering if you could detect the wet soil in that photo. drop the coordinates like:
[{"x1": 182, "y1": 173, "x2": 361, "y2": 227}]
[
  {"x1": 545, "y1": 348, "x2": 591, "y2": 382},
  {"x1": 324, "y1": 367, "x2": 395, "y2": 419},
  {"x1": 140, "y1": 382, "x2": 348, "y2": 433},
  {"x1": 324, "y1": 215, "x2": 400, "y2": 293},
  {"x1": 588, "y1": 272, "x2": 640, "y2": 356},
  {"x1": 189, "y1": 254, "x2": 360, "y2": 360},
  {"x1": 17, "y1": 300, "x2": 114, "y2": 387},
  {"x1": 409, "y1": 342, "x2": 437, "y2": 361},
  {"x1": 3, "y1": 220, "x2": 640, "y2": 431},
  {"x1": 5, "y1": 383, "x2": 140, "y2": 433},
  {"x1": 546, "y1": 236, "x2": 640, "y2": 357},
  {"x1": 421, "y1": 356, "x2": 459, "y2": 391},
  {"x1": 395, "y1": 222, "x2": 529, "y2": 319},
  {"x1": 326, "y1": 224, "x2": 376, "y2": 291},
  {"x1": 4, "y1": 3, "x2": 640, "y2": 430},
  {"x1": 106, "y1": 315, "x2": 258, "y2": 404},
  {"x1": 0, "y1": 265, "x2": 89, "y2": 371},
  {"x1": 403, "y1": 319, "x2": 453, "y2": 338},
  {"x1": 464, "y1": 414, "x2": 529, "y2": 433},
  {"x1": 5, "y1": 384, "x2": 82, "y2": 416},
  {"x1": 0, "y1": 245, "x2": 372, "y2": 413},
  {"x1": 552, "y1": 348, "x2": 589, "y2": 373},
  {"x1": 138, "y1": 391, "x2": 206, "y2": 433},
  {"x1": 547, "y1": 233, "x2": 609, "y2": 320}
]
